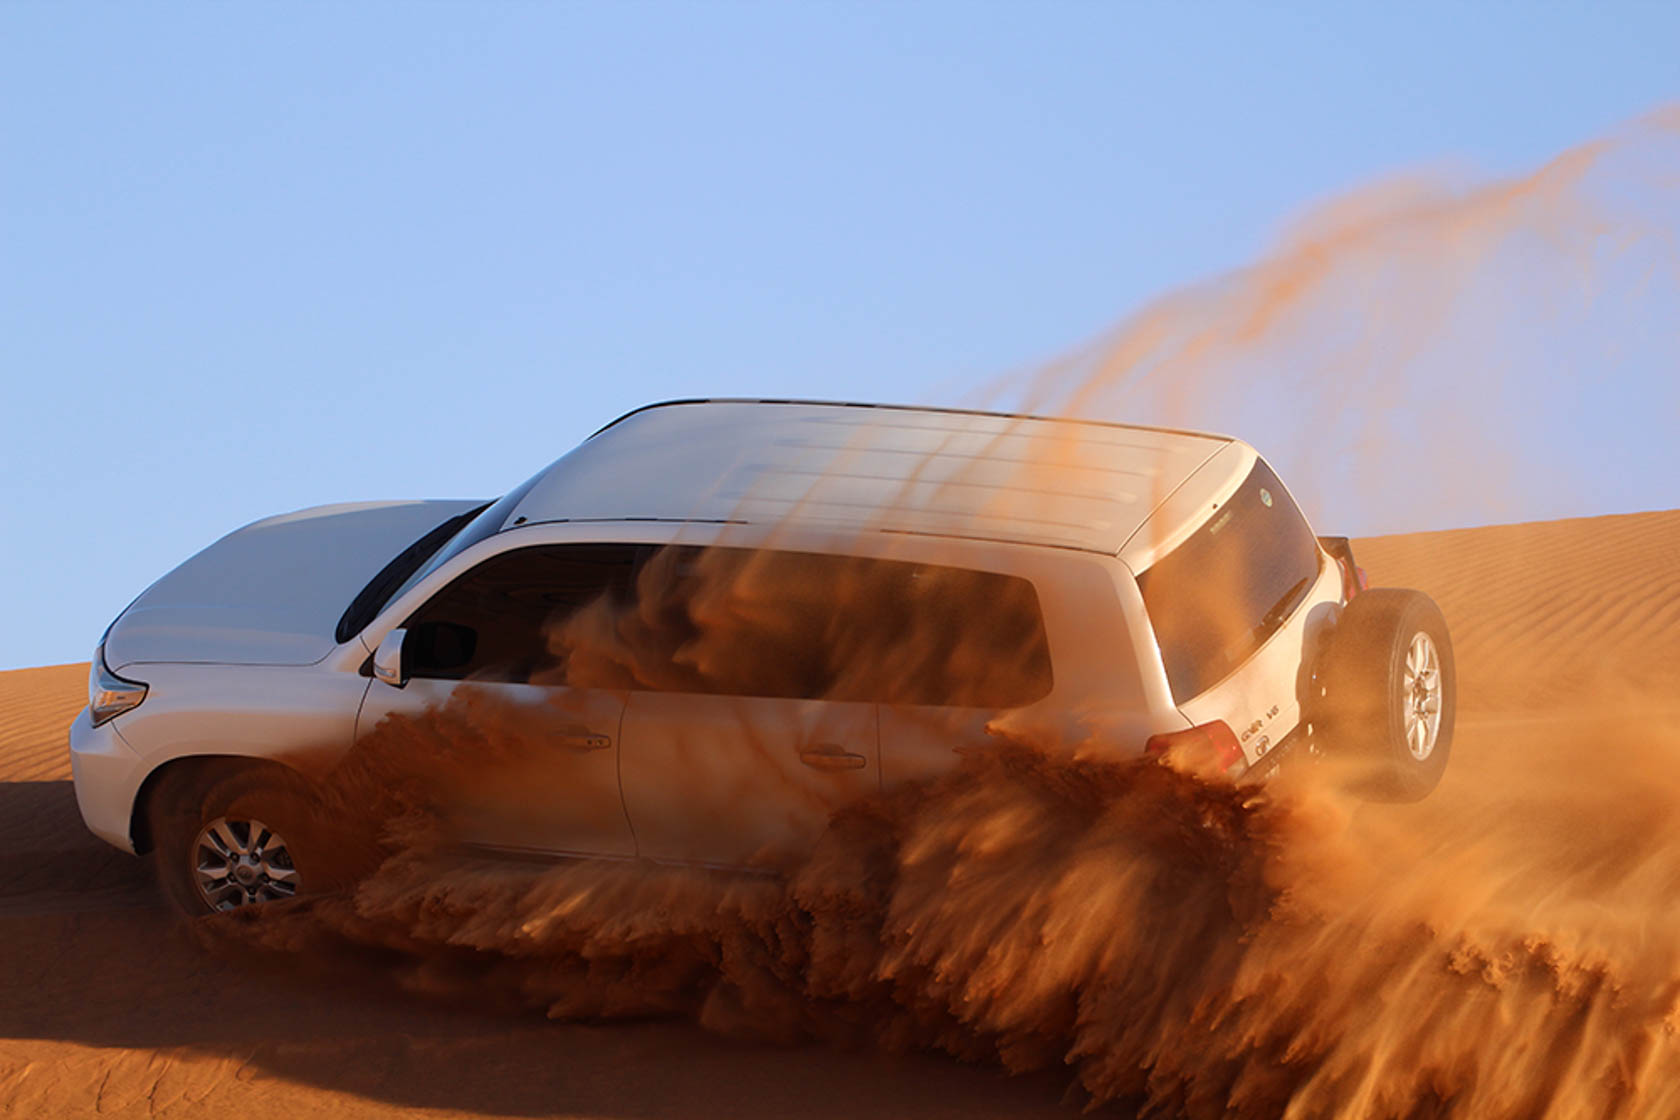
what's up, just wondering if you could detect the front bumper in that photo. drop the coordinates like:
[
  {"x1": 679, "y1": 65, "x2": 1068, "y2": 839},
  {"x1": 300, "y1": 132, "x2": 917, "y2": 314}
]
[{"x1": 68, "y1": 707, "x2": 146, "y2": 854}]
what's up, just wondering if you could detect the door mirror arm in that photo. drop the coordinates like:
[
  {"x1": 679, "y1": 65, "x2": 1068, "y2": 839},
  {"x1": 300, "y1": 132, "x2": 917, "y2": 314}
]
[{"x1": 374, "y1": 628, "x2": 409, "y2": 688}]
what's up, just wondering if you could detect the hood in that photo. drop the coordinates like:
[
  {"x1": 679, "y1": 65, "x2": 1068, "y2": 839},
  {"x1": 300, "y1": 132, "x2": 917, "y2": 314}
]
[{"x1": 104, "y1": 499, "x2": 488, "y2": 670}]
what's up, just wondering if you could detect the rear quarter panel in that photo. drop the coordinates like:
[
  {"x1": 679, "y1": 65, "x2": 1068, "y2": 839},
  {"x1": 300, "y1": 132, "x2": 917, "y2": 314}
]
[
  {"x1": 875, "y1": 543, "x2": 1165, "y2": 787},
  {"x1": 1172, "y1": 556, "x2": 1343, "y2": 769}
]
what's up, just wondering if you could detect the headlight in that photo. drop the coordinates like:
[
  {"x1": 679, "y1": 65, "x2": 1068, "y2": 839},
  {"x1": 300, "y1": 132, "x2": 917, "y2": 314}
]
[{"x1": 89, "y1": 644, "x2": 148, "y2": 727}]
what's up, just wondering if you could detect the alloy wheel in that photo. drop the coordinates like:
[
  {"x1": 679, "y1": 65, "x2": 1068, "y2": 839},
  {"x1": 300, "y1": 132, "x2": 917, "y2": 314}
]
[
  {"x1": 192, "y1": 816, "x2": 299, "y2": 911},
  {"x1": 1402, "y1": 631, "x2": 1444, "y2": 761}
]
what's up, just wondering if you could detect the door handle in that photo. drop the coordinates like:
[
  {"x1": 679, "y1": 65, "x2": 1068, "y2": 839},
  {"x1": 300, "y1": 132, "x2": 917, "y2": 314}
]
[
  {"x1": 799, "y1": 744, "x2": 867, "y2": 771},
  {"x1": 556, "y1": 733, "x2": 612, "y2": 751}
]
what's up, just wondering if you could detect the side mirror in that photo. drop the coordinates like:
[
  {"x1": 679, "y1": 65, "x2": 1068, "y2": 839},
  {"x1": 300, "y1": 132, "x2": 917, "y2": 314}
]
[{"x1": 373, "y1": 628, "x2": 409, "y2": 688}]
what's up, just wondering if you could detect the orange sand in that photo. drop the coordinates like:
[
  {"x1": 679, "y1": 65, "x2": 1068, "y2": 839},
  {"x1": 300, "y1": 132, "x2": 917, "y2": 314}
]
[{"x1": 1, "y1": 509, "x2": 1676, "y2": 1117}]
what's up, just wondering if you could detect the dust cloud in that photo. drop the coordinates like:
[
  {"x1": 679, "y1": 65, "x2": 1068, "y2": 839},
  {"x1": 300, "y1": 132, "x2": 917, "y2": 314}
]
[
  {"x1": 216, "y1": 683, "x2": 1680, "y2": 1118},
  {"x1": 988, "y1": 107, "x2": 1680, "y2": 537},
  {"x1": 206, "y1": 110, "x2": 1680, "y2": 1118}
]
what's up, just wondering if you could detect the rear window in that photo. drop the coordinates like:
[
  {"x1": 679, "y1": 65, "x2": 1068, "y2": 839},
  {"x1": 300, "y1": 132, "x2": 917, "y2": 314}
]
[{"x1": 1134, "y1": 460, "x2": 1321, "y2": 702}]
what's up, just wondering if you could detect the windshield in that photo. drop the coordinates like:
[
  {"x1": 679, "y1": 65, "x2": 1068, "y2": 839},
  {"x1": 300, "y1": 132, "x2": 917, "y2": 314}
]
[
  {"x1": 380, "y1": 466, "x2": 550, "y2": 615},
  {"x1": 1134, "y1": 459, "x2": 1321, "y2": 702},
  {"x1": 334, "y1": 503, "x2": 491, "y2": 644},
  {"x1": 334, "y1": 467, "x2": 551, "y2": 644}
]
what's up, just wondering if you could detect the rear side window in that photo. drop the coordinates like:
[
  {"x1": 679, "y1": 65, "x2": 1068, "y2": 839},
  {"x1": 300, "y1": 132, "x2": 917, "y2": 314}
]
[
  {"x1": 563, "y1": 547, "x2": 1053, "y2": 707},
  {"x1": 415, "y1": 542, "x2": 1053, "y2": 707},
  {"x1": 1135, "y1": 460, "x2": 1321, "y2": 702}
]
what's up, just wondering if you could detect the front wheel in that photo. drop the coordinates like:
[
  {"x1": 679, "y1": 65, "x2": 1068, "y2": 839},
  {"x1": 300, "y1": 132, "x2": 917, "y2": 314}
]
[
  {"x1": 147, "y1": 762, "x2": 346, "y2": 916},
  {"x1": 1316, "y1": 588, "x2": 1456, "y2": 801}
]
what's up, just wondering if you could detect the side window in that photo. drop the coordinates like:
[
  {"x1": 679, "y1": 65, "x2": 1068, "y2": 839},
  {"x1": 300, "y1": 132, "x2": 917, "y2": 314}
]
[
  {"x1": 862, "y1": 559, "x2": 1053, "y2": 708},
  {"x1": 551, "y1": 546, "x2": 1053, "y2": 707},
  {"x1": 403, "y1": 543, "x2": 640, "y2": 683}
]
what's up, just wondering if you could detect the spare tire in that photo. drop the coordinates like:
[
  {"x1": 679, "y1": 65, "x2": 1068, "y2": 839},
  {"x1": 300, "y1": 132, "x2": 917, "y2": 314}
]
[{"x1": 1316, "y1": 588, "x2": 1456, "y2": 801}]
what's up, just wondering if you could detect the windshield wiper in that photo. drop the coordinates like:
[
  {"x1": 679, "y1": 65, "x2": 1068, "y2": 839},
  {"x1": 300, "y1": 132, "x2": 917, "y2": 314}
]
[
  {"x1": 334, "y1": 503, "x2": 490, "y2": 643},
  {"x1": 1254, "y1": 575, "x2": 1313, "y2": 638}
]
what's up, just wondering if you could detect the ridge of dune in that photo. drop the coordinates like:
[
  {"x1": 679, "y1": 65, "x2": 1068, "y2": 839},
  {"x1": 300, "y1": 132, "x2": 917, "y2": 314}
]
[{"x1": 1355, "y1": 507, "x2": 1680, "y2": 714}]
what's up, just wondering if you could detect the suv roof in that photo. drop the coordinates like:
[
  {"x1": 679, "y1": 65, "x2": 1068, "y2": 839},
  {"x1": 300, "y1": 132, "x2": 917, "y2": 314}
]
[{"x1": 506, "y1": 399, "x2": 1244, "y2": 554}]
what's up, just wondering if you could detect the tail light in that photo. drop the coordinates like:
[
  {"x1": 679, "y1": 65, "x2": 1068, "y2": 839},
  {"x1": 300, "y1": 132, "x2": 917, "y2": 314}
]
[
  {"x1": 1337, "y1": 559, "x2": 1369, "y2": 602},
  {"x1": 1146, "y1": 720, "x2": 1245, "y2": 771}
]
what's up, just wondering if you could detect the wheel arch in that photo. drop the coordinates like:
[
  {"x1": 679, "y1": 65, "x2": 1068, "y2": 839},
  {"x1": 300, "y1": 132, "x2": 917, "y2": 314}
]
[{"x1": 128, "y1": 754, "x2": 311, "y2": 854}]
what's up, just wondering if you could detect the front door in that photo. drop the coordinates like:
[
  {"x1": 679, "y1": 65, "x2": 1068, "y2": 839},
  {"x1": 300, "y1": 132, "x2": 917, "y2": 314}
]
[
  {"x1": 604, "y1": 544, "x2": 1038, "y2": 870},
  {"x1": 355, "y1": 676, "x2": 633, "y2": 858},
  {"x1": 354, "y1": 542, "x2": 644, "y2": 858}
]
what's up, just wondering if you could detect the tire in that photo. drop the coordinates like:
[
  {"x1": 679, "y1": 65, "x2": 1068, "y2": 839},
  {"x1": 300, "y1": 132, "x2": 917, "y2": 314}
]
[
  {"x1": 147, "y1": 761, "x2": 350, "y2": 916},
  {"x1": 1316, "y1": 588, "x2": 1456, "y2": 801}
]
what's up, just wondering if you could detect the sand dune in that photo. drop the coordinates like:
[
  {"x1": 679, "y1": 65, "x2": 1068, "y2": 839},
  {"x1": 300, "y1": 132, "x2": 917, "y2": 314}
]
[
  {"x1": 1355, "y1": 508, "x2": 1680, "y2": 715},
  {"x1": 0, "y1": 663, "x2": 82, "y2": 783},
  {"x1": 0, "y1": 508, "x2": 1675, "y2": 1117},
  {"x1": 0, "y1": 663, "x2": 145, "y2": 917}
]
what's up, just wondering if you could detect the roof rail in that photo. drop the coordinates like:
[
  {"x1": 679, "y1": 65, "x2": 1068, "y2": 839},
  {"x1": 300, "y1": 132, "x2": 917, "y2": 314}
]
[{"x1": 587, "y1": 397, "x2": 1231, "y2": 443}]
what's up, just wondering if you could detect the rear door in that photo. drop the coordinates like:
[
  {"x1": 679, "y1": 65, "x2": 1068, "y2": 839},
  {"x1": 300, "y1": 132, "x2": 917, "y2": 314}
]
[
  {"x1": 618, "y1": 692, "x2": 877, "y2": 869},
  {"x1": 608, "y1": 546, "x2": 881, "y2": 869},
  {"x1": 610, "y1": 547, "x2": 1060, "y2": 868},
  {"x1": 354, "y1": 543, "x2": 641, "y2": 858},
  {"x1": 869, "y1": 559, "x2": 1058, "y2": 788}
]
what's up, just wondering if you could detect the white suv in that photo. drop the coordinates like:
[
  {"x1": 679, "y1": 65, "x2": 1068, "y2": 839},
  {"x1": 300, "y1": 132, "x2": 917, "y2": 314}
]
[{"x1": 70, "y1": 400, "x2": 1455, "y2": 914}]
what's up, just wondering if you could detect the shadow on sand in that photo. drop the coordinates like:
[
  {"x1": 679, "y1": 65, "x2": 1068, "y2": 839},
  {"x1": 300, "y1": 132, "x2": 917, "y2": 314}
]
[{"x1": 0, "y1": 779, "x2": 1083, "y2": 1119}]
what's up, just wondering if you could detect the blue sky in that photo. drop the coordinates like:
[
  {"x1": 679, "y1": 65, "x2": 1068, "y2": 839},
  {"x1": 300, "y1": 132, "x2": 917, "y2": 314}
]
[{"x1": 4, "y1": 3, "x2": 1677, "y2": 669}]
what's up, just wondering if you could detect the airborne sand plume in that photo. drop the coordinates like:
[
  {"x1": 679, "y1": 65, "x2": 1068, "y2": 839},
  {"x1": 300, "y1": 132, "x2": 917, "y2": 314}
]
[
  {"x1": 992, "y1": 107, "x2": 1680, "y2": 538},
  {"x1": 178, "y1": 115, "x2": 1680, "y2": 1118}
]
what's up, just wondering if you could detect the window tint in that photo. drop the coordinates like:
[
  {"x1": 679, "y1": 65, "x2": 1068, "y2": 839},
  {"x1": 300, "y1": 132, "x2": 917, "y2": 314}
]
[
  {"x1": 1135, "y1": 459, "x2": 1321, "y2": 702},
  {"x1": 410, "y1": 542, "x2": 1053, "y2": 706},
  {"x1": 403, "y1": 543, "x2": 639, "y2": 682},
  {"x1": 555, "y1": 546, "x2": 1053, "y2": 708}
]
